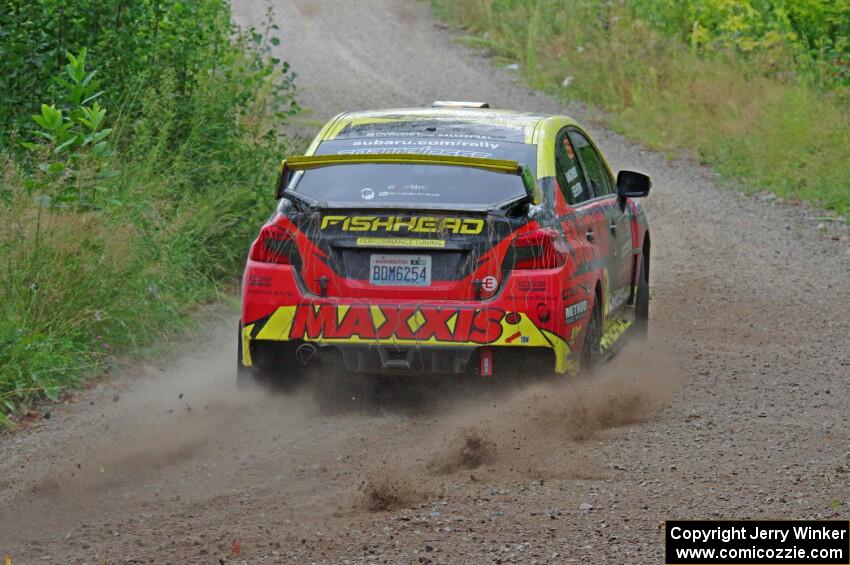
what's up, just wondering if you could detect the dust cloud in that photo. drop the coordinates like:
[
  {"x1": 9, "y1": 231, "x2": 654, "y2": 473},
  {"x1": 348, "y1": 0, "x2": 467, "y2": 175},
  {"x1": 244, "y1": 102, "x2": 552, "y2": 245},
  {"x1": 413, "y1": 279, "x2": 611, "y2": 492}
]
[
  {"x1": 0, "y1": 345, "x2": 317, "y2": 544},
  {"x1": 352, "y1": 335, "x2": 681, "y2": 511},
  {"x1": 1, "y1": 330, "x2": 681, "y2": 547}
]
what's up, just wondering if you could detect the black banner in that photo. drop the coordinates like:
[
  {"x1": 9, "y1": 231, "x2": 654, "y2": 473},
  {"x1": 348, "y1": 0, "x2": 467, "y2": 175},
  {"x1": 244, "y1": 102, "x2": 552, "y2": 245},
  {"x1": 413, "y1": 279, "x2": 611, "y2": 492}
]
[{"x1": 665, "y1": 520, "x2": 849, "y2": 564}]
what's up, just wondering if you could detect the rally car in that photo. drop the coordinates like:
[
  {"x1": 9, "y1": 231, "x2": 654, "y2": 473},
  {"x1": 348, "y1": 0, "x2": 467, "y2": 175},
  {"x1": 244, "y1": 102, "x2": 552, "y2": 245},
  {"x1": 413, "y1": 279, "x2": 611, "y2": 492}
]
[{"x1": 238, "y1": 102, "x2": 651, "y2": 387}]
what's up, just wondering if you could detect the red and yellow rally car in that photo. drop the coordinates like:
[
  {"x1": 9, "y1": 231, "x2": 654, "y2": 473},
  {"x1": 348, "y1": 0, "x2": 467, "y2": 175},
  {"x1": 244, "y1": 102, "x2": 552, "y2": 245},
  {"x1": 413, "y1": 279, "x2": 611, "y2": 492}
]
[{"x1": 239, "y1": 103, "x2": 650, "y2": 386}]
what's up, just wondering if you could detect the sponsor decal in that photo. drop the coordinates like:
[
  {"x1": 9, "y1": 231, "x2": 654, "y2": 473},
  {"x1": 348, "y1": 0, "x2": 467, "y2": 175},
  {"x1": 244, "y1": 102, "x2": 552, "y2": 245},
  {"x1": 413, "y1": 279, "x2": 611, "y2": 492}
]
[
  {"x1": 565, "y1": 283, "x2": 591, "y2": 298},
  {"x1": 289, "y1": 304, "x2": 506, "y2": 344},
  {"x1": 565, "y1": 300, "x2": 589, "y2": 324},
  {"x1": 356, "y1": 237, "x2": 445, "y2": 249},
  {"x1": 518, "y1": 280, "x2": 546, "y2": 292},
  {"x1": 372, "y1": 184, "x2": 442, "y2": 199},
  {"x1": 351, "y1": 139, "x2": 502, "y2": 149},
  {"x1": 565, "y1": 166, "x2": 578, "y2": 183},
  {"x1": 360, "y1": 187, "x2": 375, "y2": 200},
  {"x1": 338, "y1": 146, "x2": 494, "y2": 159},
  {"x1": 481, "y1": 275, "x2": 499, "y2": 293},
  {"x1": 322, "y1": 215, "x2": 485, "y2": 235},
  {"x1": 248, "y1": 305, "x2": 576, "y2": 373},
  {"x1": 506, "y1": 294, "x2": 553, "y2": 302},
  {"x1": 249, "y1": 289, "x2": 295, "y2": 297},
  {"x1": 536, "y1": 303, "x2": 551, "y2": 323},
  {"x1": 571, "y1": 182, "x2": 584, "y2": 200},
  {"x1": 248, "y1": 274, "x2": 273, "y2": 287}
]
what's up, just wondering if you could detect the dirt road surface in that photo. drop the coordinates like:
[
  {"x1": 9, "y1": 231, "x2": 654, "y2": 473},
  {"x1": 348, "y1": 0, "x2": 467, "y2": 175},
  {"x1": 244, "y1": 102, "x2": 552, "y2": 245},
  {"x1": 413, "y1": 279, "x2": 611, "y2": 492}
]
[{"x1": 2, "y1": 1, "x2": 848, "y2": 563}]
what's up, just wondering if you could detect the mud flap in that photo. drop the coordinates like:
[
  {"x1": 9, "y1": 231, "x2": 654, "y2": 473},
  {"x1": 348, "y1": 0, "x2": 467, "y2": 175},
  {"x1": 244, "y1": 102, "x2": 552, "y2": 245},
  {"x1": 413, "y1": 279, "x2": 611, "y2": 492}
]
[{"x1": 241, "y1": 323, "x2": 255, "y2": 367}]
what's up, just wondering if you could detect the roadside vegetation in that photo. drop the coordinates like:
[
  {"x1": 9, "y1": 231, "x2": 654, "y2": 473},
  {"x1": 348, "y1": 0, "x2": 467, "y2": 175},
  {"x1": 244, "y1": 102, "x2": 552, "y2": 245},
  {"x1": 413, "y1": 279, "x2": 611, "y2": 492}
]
[
  {"x1": 432, "y1": 0, "x2": 850, "y2": 217},
  {"x1": 0, "y1": 0, "x2": 297, "y2": 424}
]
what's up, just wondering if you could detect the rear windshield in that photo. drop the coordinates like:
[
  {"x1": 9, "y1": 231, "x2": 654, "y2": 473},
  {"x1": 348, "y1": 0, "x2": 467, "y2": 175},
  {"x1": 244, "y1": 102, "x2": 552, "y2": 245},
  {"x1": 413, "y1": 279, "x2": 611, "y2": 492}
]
[{"x1": 288, "y1": 163, "x2": 527, "y2": 210}]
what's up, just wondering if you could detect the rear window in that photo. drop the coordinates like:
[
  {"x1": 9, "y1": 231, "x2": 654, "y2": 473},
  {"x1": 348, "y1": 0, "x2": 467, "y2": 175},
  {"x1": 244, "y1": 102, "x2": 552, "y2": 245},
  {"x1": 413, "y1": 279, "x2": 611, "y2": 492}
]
[{"x1": 288, "y1": 163, "x2": 527, "y2": 210}]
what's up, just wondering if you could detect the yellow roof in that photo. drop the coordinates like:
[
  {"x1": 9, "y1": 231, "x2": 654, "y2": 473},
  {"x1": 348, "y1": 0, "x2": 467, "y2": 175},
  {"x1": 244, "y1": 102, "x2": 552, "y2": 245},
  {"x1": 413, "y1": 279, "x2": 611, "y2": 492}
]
[
  {"x1": 306, "y1": 107, "x2": 583, "y2": 178},
  {"x1": 315, "y1": 107, "x2": 574, "y2": 146}
]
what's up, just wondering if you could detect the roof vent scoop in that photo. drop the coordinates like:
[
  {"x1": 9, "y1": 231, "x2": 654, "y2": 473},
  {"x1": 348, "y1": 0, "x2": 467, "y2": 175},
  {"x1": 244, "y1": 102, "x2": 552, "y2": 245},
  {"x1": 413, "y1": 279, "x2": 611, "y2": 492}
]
[{"x1": 431, "y1": 101, "x2": 490, "y2": 109}]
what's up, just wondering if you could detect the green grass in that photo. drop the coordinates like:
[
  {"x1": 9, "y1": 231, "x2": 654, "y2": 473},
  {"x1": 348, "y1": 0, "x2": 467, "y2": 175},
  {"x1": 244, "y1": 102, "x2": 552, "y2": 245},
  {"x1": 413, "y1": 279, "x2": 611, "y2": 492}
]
[
  {"x1": 0, "y1": 127, "x2": 290, "y2": 426},
  {"x1": 0, "y1": 1, "x2": 298, "y2": 426},
  {"x1": 431, "y1": 0, "x2": 850, "y2": 218}
]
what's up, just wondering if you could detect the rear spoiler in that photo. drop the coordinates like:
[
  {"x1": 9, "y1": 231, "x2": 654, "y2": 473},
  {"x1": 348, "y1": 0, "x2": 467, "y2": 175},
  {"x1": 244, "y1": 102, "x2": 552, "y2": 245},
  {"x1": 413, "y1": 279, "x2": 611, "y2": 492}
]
[{"x1": 275, "y1": 153, "x2": 541, "y2": 206}]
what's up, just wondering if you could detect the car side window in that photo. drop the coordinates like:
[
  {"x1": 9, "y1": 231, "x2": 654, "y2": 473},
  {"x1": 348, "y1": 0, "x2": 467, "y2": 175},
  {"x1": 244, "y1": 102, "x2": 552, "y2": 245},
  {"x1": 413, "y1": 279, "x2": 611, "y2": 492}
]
[
  {"x1": 567, "y1": 130, "x2": 613, "y2": 197},
  {"x1": 554, "y1": 130, "x2": 590, "y2": 204}
]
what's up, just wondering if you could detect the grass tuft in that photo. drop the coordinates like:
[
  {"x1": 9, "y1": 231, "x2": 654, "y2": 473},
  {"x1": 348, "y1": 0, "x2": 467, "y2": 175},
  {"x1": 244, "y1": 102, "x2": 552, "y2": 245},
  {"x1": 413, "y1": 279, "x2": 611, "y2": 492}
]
[
  {"x1": 432, "y1": 0, "x2": 850, "y2": 217},
  {"x1": 0, "y1": 1, "x2": 299, "y2": 424}
]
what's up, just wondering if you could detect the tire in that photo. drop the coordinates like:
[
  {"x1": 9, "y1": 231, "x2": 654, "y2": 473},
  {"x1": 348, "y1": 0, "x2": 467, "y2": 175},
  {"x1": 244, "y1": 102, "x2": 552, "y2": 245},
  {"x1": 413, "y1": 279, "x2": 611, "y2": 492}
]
[
  {"x1": 581, "y1": 295, "x2": 603, "y2": 374},
  {"x1": 634, "y1": 252, "x2": 649, "y2": 337}
]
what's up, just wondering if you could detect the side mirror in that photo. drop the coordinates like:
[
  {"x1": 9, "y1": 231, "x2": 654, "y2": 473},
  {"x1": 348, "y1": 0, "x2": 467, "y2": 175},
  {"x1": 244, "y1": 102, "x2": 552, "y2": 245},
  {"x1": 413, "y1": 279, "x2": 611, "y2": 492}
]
[
  {"x1": 616, "y1": 170, "x2": 651, "y2": 200},
  {"x1": 275, "y1": 159, "x2": 293, "y2": 199}
]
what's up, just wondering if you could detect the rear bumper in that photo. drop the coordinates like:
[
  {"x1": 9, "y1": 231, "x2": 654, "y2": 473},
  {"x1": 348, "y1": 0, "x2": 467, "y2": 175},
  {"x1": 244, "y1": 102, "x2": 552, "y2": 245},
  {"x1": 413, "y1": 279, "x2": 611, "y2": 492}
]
[
  {"x1": 241, "y1": 263, "x2": 589, "y2": 374},
  {"x1": 245, "y1": 338, "x2": 561, "y2": 376},
  {"x1": 241, "y1": 305, "x2": 573, "y2": 374}
]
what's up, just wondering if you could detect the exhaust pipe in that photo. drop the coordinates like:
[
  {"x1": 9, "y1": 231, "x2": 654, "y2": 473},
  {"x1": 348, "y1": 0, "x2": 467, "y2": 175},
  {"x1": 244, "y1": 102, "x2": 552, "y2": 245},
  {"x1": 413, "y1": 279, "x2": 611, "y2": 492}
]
[{"x1": 295, "y1": 343, "x2": 319, "y2": 367}]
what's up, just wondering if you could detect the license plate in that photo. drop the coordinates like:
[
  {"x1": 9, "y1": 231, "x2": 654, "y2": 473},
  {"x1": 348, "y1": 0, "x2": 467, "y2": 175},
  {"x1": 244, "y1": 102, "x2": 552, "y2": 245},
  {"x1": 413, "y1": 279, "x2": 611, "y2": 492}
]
[{"x1": 369, "y1": 254, "x2": 431, "y2": 286}]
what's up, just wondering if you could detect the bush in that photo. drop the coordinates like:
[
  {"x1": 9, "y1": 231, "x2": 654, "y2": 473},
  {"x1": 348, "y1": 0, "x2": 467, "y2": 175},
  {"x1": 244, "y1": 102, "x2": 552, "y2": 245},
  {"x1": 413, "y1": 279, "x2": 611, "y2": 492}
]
[
  {"x1": 1, "y1": 0, "x2": 275, "y2": 142},
  {"x1": 431, "y1": 0, "x2": 850, "y2": 216},
  {"x1": 0, "y1": 1, "x2": 297, "y2": 424},
  {"x1": 627, "y1": 0, "x2": 850, "y2": 93}
]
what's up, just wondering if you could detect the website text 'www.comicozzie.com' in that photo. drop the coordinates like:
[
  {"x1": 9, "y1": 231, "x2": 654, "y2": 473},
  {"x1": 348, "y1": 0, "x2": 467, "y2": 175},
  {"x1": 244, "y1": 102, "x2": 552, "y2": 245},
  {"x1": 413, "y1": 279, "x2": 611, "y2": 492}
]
[
  {"x1": 673, "y1": 545, "x2": 844, "y2": 562},
  {"x1": 665, "y1": 520, "x2": 849, "y2": 565}
]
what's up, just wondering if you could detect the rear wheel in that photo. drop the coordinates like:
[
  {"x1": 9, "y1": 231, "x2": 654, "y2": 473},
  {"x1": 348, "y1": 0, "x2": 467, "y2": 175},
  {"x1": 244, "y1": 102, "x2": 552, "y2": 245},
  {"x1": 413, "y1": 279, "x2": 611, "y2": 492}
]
[
  {"x1": 634, "y1": 252, "x2": 649, "y2": 336},
  {"x1": 581, "y1": 295, "x2": 603, "y2": 374}
]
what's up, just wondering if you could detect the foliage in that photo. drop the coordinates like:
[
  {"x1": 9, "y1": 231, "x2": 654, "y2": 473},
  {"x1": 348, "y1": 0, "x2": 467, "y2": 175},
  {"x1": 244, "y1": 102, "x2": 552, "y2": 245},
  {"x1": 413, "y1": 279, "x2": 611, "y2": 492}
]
[
  {"x1": 21, "y1": 49, "x2": 117, "y2": 208},
  {"x1": 433, "y1": 0, "x2": 850, "y2": 91},
  {"x1": 627, "y1": 0, "x2": 850, "y2": 92},
  {"x1": 0, "y1": 2, "x2": 298, "y2": 423},
  {"x1": 1, "y1": 1, "x2": 227, "y2": 141},
  {"x1": 431, "y1": 0, "x2": 850, "y2": 216}
]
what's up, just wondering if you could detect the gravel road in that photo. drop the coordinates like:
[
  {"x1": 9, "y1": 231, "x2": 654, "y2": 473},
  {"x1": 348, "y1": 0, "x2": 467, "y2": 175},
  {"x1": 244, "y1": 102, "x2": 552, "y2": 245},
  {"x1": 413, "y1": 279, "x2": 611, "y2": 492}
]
[{"x1": 2, "y1": 1, "x2": 848, "y2": 563}]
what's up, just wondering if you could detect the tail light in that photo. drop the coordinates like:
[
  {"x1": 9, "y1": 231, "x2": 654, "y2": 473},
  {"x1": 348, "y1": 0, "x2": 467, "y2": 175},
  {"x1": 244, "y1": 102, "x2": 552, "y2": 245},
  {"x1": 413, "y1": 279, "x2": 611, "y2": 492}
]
[
  {"x1": 249, "y1": 223, "x2": 298, "y2": 264},
  {"x1": 505, "y1": 228, "x2": 567, "y2": 269}
]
